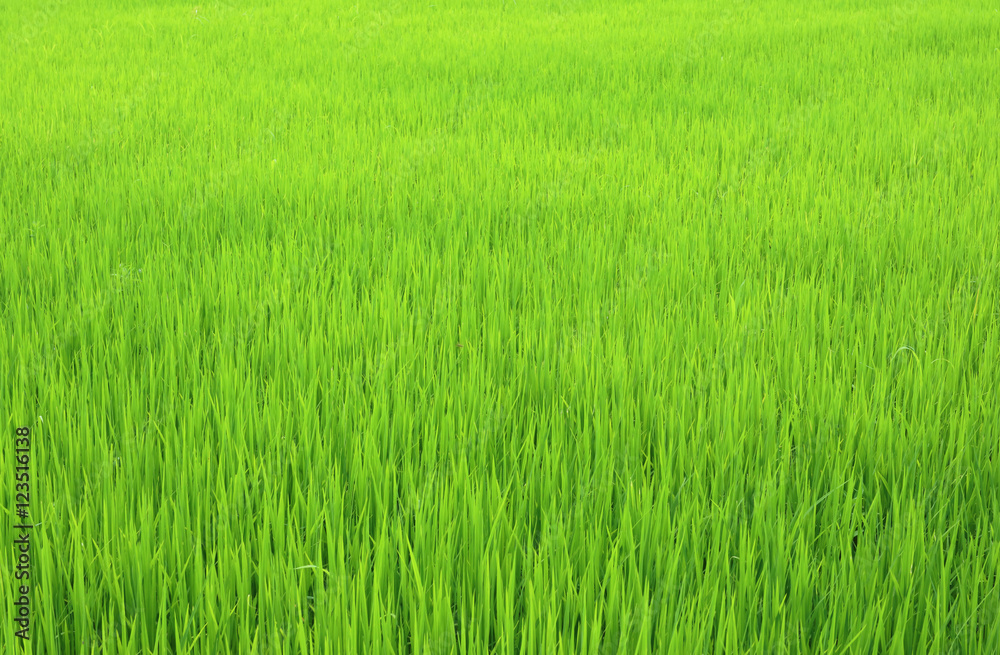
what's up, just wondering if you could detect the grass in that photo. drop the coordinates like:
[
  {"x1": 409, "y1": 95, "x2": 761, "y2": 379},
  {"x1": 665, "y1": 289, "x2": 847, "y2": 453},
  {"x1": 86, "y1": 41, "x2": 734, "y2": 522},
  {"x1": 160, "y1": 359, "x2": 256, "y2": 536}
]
[{"x1": 1, "y1": 0, "x2": 999, "y2": 652}]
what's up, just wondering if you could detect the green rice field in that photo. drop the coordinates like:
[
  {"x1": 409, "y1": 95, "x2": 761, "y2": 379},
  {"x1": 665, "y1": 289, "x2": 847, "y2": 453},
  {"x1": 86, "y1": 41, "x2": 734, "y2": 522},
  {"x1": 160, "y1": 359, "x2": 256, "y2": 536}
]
[{"x1": 2, "y1": 0, "x2": 999, "y2": 652}]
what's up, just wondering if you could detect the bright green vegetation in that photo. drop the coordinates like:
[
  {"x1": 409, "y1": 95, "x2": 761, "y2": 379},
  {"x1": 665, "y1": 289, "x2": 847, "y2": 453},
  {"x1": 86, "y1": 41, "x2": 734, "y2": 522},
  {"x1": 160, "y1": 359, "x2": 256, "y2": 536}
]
[{"x1": 2, "y1": 0, "x2": 999, "y2": 652}]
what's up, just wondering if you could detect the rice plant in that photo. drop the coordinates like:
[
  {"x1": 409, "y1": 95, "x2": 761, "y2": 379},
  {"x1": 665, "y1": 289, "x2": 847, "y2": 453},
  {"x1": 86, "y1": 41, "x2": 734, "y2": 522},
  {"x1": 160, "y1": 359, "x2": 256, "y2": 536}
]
[{"x1": 1, "y1": 0, "x2": 998, "y2": 653}]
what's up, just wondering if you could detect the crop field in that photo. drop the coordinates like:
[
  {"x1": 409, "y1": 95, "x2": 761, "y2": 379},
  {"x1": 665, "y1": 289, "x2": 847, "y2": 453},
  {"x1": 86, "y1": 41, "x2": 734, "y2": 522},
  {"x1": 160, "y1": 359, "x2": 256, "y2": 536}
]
[{"x1": 1, "y1": 0, "x2": 999, "y2": 653}]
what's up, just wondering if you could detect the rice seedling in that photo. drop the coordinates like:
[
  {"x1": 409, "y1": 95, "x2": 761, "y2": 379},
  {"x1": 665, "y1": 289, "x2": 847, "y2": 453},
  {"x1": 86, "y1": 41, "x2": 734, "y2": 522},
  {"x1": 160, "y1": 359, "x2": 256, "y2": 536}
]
[{"x1": 1, "y1": 0, "x2": 998, "y2": 653}]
